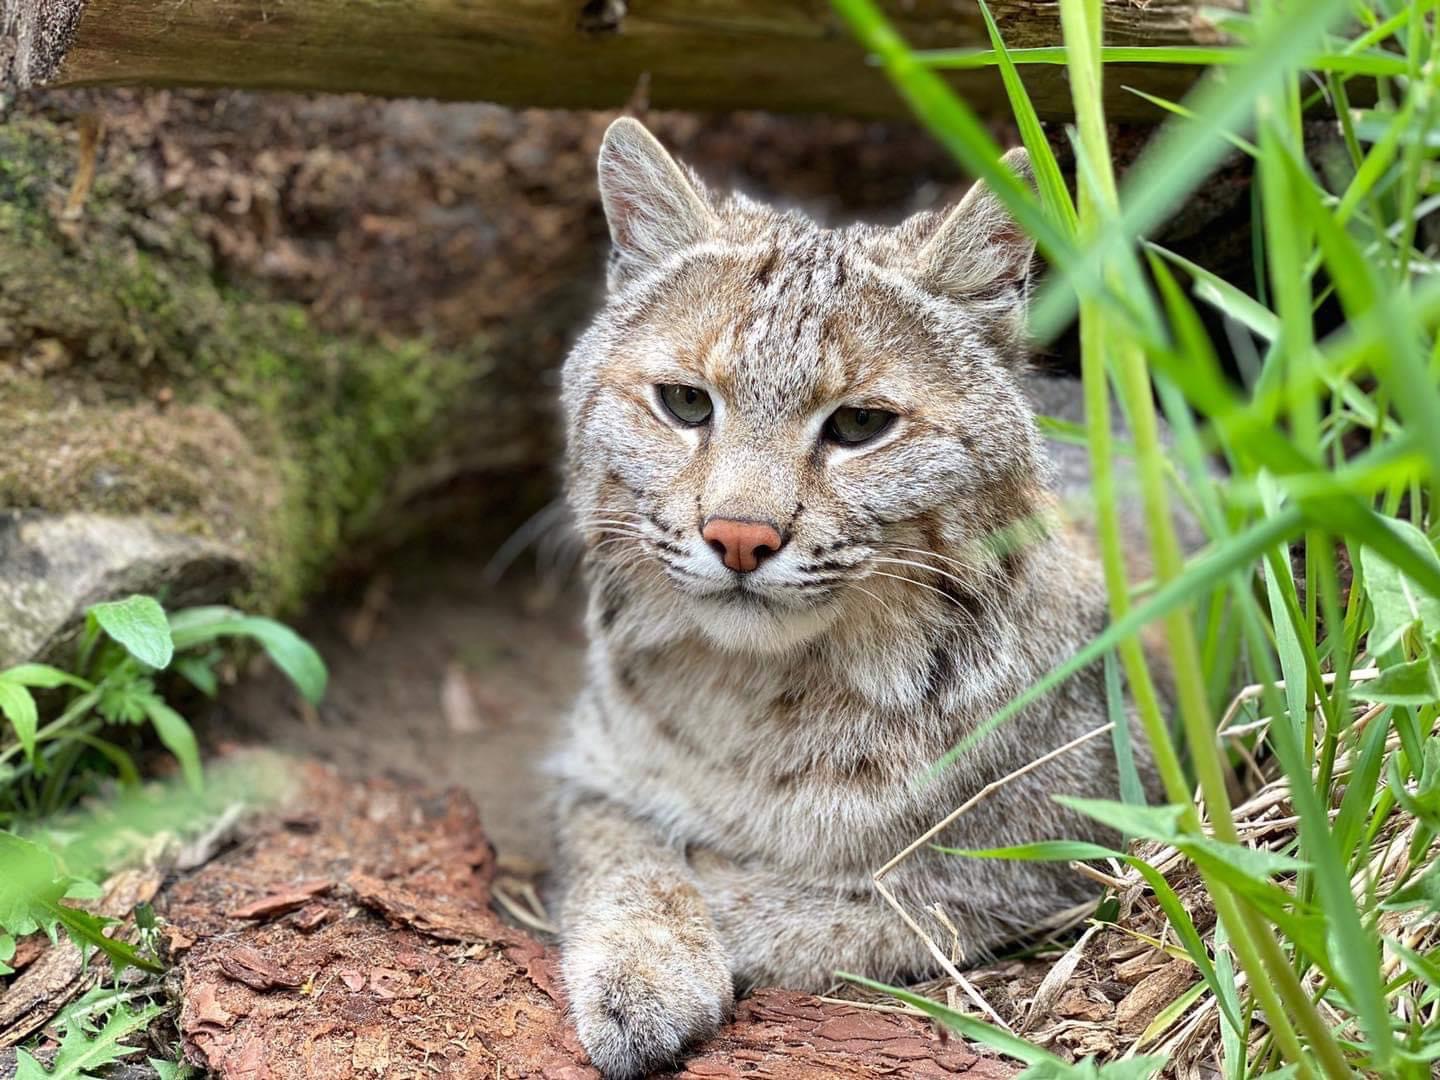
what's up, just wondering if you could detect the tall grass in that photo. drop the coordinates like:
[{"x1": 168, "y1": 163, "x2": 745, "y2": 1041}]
[{"x1": 833, "y1": 0, "x2": 1440, "y2": 1076}]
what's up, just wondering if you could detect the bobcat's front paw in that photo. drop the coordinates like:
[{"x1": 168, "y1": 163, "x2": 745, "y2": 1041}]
[{"x1": 563, "y1": 909, "x2": 733, "y2": 1078}]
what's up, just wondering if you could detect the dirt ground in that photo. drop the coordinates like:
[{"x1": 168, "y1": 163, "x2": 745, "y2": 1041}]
[{"x1": 220, "y1": 538, "x2": 587, "y2": 876}]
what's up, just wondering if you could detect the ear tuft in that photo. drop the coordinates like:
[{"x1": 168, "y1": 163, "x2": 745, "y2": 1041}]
[
  {"x1": 919, "y1": 147, "x2": 1037, "y2": 300},
  {"x1": 597, "y1": 118, "x2": 716, "y2": 283}
]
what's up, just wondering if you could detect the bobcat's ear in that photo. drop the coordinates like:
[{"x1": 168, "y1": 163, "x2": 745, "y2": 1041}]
[
  {"x1": 597, "y1": 118, "x2": 716, "y2": 282},
  {"x1": 919, "y1": 148, "x2": 1037, "y2": 300}
]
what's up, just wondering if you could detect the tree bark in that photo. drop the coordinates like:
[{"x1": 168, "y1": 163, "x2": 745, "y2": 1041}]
[
  {"x1": 2, "y1": 0, "x2": 1241, "y2": 121},
  {"x1": 156, "y1": 759, "x2": 1023, "y2": 1079}
]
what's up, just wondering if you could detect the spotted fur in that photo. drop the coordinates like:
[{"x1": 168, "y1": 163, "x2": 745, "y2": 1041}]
[{"x1": 551, "y1": 118, "x2": 1158, "y2": 1079}]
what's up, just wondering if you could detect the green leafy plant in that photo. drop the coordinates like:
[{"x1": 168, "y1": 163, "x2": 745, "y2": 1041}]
[
  {"x1": 0, "y1": 593, "x2": 323, "y2": 998},
  {"x1": 12, "y1": 995, "x2": 165, "y2": 1080},
  {"x1": 833, "y1": 0, "x2": 1440, "y2": 1075},
  {"x1": 0, "y1": 595, "x2": 326, "y2": 818}
]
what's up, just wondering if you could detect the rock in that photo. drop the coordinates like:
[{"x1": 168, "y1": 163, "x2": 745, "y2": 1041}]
[{"x1": 0, "y1": 511, "x2": 245, "y2": 667}]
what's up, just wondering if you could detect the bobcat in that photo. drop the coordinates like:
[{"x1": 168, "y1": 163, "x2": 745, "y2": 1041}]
[{"x1": 551, "y1": 117, "x2": 1156, "y2": 1078}]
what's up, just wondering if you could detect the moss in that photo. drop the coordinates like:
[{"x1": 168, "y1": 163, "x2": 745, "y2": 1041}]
[{"x1": 0, "y1": 114, "x2": 478, "y2": 612}]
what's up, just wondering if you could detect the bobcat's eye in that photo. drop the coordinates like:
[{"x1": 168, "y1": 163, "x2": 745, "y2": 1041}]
[
  {"x1": 824, "y1": 406, "x2": 895, "y2": 446},
  {"x1": 658, "y1": 384, "x2": 714, "y2": 426}
]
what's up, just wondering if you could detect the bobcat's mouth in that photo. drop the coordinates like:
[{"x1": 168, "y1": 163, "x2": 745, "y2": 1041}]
[{"x1": 682, "y1": 580, "x2": 843, "y2": 653}]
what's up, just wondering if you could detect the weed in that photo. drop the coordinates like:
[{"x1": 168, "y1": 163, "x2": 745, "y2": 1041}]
[
  {"x1": 834, "y1": 0, "x2": 1440, "y2": 1075},
  {"x1": 0, "y1": 594, "x2": 323, "y2": 1073}
]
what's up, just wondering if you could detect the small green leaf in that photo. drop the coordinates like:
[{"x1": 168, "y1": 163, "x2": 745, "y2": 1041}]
[
  {"x1": 1353, "y1": 657, "x2": 1440, "y2": 706},
  {"x1": 1382, "y1": 861, "x2": 1440, "y2": 912},
  {"x1": 1052, "y1": 797, "x2": 1187, "y2": 843},
  {"x1": 0, "y1": 831, "x2": 67, "y2": 936},
  {"x1": 1360, "y1": 520, "x2": 1440, "y2": 655},
  {"x1": 13, "y1": 1049, "x2": 48, "y2": 1080},
  {"x1": 50, "y1": 906, "x2": 163, "y2": 976},
  {"x1": 138, "y1": 697, "x2": 203, "y2": 793},
  {"x1": 0, "y1": 664, "x2": 94, "y2": 691},
  {"x1": 0, "y1": 932, "x2": 15, "y2": 976},
  {"x1": 63, "y1": 879, "x2": 104, "y2": 902},
  {"x1": 28, "y1": 1000, "x2": 165, "y2": 1078},
  {"x1": 0, "y1": 680, "x2": 39, "y2": 766},
  {"x1": 170, "y1": 608, "x2": 326, "y2": 704},
  {"x1": 174, "y1": 656, "x2": 219, "y2": 699},
  {"x1": 97, "y1": 674, "x2": 156, "y2": 727},
  {"x1": 89, "y1": 596, "x2": 174, "y2": 670},
  {"x1": 149, "y1": 1059, "x2": 196, "y2": 1080},
  {"x1": 1388, "y1": 746, "x2": 1440, "y2": 832}
]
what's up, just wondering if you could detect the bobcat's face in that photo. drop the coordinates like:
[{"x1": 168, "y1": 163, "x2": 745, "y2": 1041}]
[{"x1": 563, "y1": 121, "x2": 1045, "y2": 653}]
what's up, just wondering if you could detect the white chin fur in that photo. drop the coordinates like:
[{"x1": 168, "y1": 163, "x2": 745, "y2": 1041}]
[{"x1": 685, "y1": 592, "x2": 837, "y2": 654}]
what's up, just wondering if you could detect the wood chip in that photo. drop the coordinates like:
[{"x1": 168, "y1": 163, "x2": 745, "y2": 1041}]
[
  {"x1": 1115, "y1": 960, "x2": 1197, "y2": 1036},
  {"x1": 229, "y1": 880, "x2": 333, "y2": 920},
  {"x1": 219, "y1": 946, "x2": 303, "y2": 992}
]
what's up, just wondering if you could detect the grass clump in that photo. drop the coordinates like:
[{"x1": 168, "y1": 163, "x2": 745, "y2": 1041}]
[{"x1": 834, "y1": 0, "x2": 1440, "y2": 1075}]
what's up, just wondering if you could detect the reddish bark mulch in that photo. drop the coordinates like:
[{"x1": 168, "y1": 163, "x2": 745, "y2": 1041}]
[{"x1": 162, "y1": 763, "x2": 1019, "y2": 1078}]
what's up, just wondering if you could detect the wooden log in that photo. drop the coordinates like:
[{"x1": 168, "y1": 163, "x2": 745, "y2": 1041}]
[
  {"x1": 1, "y1": 0, "x2": 1241, "y2": 121},
  {"x1": 160, "y1": 759, "x2": 1024, "y2": 1079}
]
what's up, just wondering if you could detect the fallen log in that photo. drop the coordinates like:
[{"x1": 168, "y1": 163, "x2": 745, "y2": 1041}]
[
  {"x1": 162, "y1": 761, "x2": 1022, "y2": 1078},
  {"x1": 2, "y1": 0, "x2": 1241, "y2": 121}
]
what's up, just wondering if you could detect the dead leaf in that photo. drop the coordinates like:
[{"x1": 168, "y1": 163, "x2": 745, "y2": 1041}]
[
  {"x1": 339, "y1": 969, "x2": 366, "y2": 992},
  {"x1": 1021, "y1": 924, "x2": 1097, "y2": 1033},
  {"x1": 440, "y1": 662, "x2": 483, "y2": 734}
]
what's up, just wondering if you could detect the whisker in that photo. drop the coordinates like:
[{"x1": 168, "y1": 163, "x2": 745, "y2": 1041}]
[
  {"x1": 481, "y1": 499, "x2": 569, "y2": 584},
  {"x1": 866, "y1": 570, "x2": 974, "y2": 610},
  {"x1": 573, "y1": 510, "x2": 649, "y2": 522},
  {"x1": 585, "y1": 524, "x2": 649, "y2": 537},
  {"x1": 868, "y1": 556, "x2": 1006, "y2": 609},
  {"x1": 847, "y1": 582, "x2": 902, "y2": 622},
  {"x1": 590, "y1": 535, "x2": 648, "y2": 550},
  {"x1": 869, "y1": 556, "x2": 978, "y2": 593},
  {"x1": 886, "y1": 544, "x2": 982, "y2": 574},
  {"x1": 579, "y1": 519, "x2": 655, "y2": 531}
]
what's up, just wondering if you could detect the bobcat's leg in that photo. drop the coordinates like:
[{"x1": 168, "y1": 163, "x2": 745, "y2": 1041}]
[
  {"x1": 556, "y1": 793, "x2": 734, "y2": 1079},
  {"x1": 690, "y1": 850, "x2": 967, "y2": 992}
]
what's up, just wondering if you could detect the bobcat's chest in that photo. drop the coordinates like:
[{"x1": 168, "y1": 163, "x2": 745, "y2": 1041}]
[{"x1": 578, "y1": 636, "x2": 947, "y2": 873}]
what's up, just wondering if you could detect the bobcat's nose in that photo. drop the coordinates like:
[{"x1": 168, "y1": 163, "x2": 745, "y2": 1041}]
[{"x1": 701, "y1": 517, "x2": 784, "y2": 573}]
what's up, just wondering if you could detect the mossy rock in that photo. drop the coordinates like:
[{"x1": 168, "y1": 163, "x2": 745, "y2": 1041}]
[{"x1": 0, "y1": 112, "x2": 486, "y2": 656}]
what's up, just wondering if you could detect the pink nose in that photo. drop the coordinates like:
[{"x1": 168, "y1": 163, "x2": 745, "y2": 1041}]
[{"x1": 701, "y1": 517, "x2": 784, "y2": 573}]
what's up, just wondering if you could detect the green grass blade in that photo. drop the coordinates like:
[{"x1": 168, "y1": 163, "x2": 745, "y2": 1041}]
[
  {"x1": 838, "y1": 972, "x2": 1066, "y2": 1066},
  {"x1": 976, "y1": 0, "x2": 1076, "y2": 235},
  {"x1": 925, "y1": 507, "x2": 1304, "y2": 777},
  {"x1": 830, "y1": 0, "x2": 1072, "y2": 265},
  {"x1": 1029, "y1": 0, "x2": 1356, "y2": 340}
]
